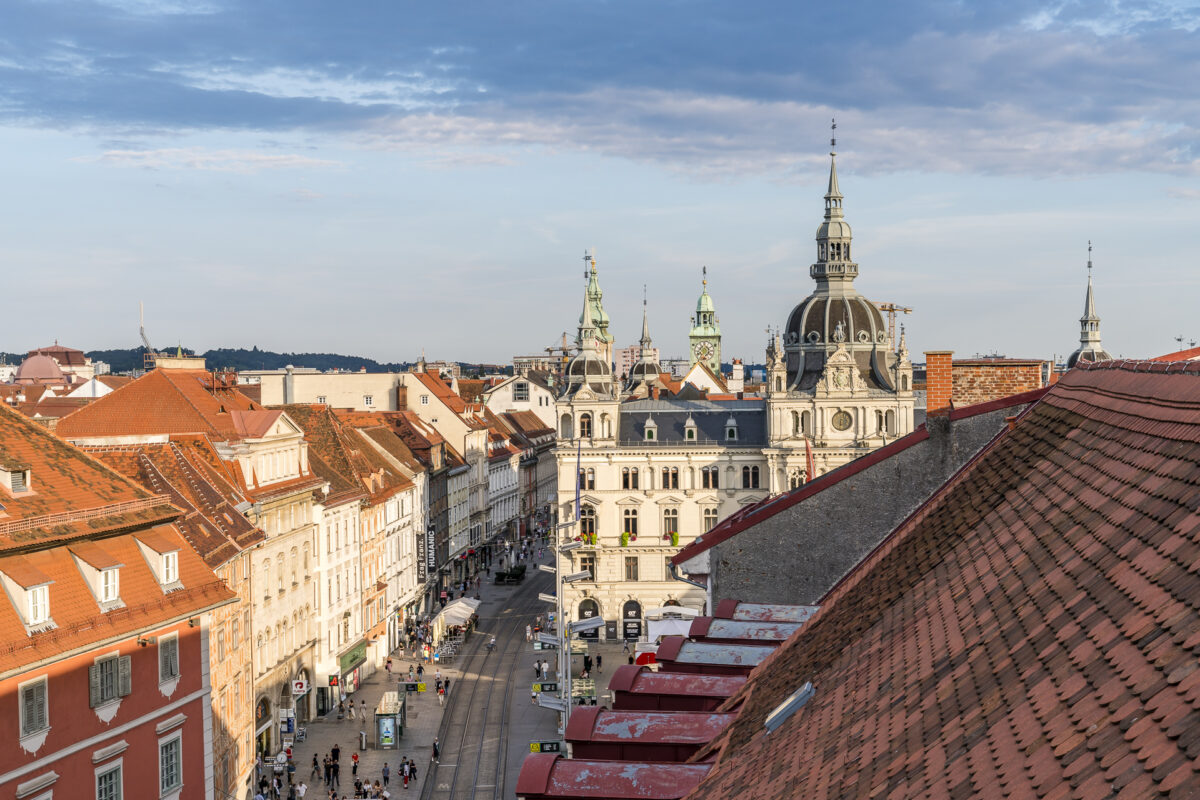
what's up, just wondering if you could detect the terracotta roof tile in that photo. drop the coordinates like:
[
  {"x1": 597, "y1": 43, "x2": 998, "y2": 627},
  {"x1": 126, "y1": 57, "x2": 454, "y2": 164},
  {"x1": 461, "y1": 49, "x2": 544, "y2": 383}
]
[{"x1": 683, "y1": 361, "x2": 1200, "y2": 800}]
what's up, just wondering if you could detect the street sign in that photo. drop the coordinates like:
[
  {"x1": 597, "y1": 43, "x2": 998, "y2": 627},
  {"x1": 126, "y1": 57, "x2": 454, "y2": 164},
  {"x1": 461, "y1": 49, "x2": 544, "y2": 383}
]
[
  {"x1": 402, "y1": 681, "x2": 425, "y2": 693},
  {"x1": 537, "y1": 593, "x2": 558, "y2": 605},
  {"x1": 530, "y1": 741, "x2": 563, "y2": 753},
  {"x1": 291, "y1": 679, "x2": 309, "y2": 696},
  {"x1": 537, "y1": 564, "x2": 556, "y2": 574},
  {"x1": 538, "y1": 633, "x2": 559, "y2": 647},
  {"x1": 532, "y1": 682, "x2": 559, "y2": 693}
]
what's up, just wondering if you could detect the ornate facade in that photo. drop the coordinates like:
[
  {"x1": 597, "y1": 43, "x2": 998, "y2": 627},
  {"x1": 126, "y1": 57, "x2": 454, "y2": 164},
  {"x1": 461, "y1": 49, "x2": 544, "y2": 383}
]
[{"x1": 554, "y1": 138, "x2": 914, "y2": 635}]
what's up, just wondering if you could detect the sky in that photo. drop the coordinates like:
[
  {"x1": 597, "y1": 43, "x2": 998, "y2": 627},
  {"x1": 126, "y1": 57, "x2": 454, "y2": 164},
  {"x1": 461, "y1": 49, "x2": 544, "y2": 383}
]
[{"x1": 2, "y1": 0, "x2": 1198, "y2": 365}]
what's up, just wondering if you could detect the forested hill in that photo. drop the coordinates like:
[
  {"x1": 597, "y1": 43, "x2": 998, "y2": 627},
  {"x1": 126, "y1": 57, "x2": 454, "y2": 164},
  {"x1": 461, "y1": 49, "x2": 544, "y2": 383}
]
[{"x1": 79, "y1": 346, "x2": 411, "y2": 374}]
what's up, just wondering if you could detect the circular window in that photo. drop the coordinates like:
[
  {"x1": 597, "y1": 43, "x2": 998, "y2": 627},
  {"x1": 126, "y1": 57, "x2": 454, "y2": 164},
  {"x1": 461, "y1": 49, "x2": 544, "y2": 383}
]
[
  {"x1": 807, "y1": 331, "x2": 821, "y2": 343},
  {"x1": 832, "y1": 410, "x2": 853, "y2": 431},
  {"x1": 857, "y1": 330, "x2": 870, "y2": 343}
]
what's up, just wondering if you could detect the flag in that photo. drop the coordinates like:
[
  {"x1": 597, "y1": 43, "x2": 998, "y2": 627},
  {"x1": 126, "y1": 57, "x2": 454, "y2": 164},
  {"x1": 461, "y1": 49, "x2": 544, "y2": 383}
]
[{"x1": 804, "y1": 435, "x2": 815, "y2": 484}]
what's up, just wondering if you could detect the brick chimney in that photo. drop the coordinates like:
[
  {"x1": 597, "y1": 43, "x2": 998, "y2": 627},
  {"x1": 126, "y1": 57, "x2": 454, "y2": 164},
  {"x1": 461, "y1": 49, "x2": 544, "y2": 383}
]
[
  {"x1": 396, "y1": 384, "x2": 408, "y2": 410},
  {"x1": 925, "y1": 351, "x2": 954, "y2": 416}
]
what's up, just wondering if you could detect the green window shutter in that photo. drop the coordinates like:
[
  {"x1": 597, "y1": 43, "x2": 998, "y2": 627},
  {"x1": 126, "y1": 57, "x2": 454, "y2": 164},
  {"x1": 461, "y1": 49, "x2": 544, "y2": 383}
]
[
  {"x1": 89, "y1": 663, "x2": 103, "y2": 708},
  {"x1": 118, "y1": 655, "x2": 132, "y2": 697}
]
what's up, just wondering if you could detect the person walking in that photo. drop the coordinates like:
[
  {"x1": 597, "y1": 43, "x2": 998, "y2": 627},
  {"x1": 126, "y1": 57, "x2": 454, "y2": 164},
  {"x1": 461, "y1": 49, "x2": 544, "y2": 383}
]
[
  {"x1": 541, "y1": 660, "x2": 549, "y2": 680},
  {"x1": 431, "y1": 737, "x2": 440, "y2": 763},
  {"x1": 361, "y1": 699, "x2": 367, "y2": 719},
  {"x1": 348, "y1": 701, "x2": 356, "y2": 720},
  {"x1": 596, "y1": 654, "x2": 603, "y2": 674},
  {"x1": 402, "y1": 760, "x2": 410, "y2": 789},
  {"x1": 409, "y1": 759, "x2": 418, "y2": 789},
  {"x1": 444, "y1": 677, "x2": 451, "y2": 695},
  {"x1": 296, "y1": 781, "x2": 308, "y2": 799},
  {"x1": 311, "y1": 755, "x2": 320, "y2": 780},
  {"x1": 330, "y1": 760, "x2": 340, "y2": 790},
  {"x1": 323, "y1": 756, "x2": 331, "y2": 786},
  {"x1": 438, "y1": 684, "x2": 445, "y2": 706},
  {"x1": 331, "y1": 743, "x2": 341, "y2": 764},
  {"x1": 622, "y1": 640, "x2": 631, "y2": 654},
  {"x1": 351, "y1": 752, "x2": 359, "y2": 776},
  {"x1": 525, "y1": 624, "x2": 532, "y2": 642},
  {"x1": 382, "y1": 763, "x2": 390, "y2": 788}
]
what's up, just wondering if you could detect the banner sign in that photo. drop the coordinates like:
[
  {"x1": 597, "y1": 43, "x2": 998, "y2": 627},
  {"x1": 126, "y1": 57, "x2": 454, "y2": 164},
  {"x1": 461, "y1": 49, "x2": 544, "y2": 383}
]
[{"x1": 416, "y1": 529, "x2": 427, "y2": 582}]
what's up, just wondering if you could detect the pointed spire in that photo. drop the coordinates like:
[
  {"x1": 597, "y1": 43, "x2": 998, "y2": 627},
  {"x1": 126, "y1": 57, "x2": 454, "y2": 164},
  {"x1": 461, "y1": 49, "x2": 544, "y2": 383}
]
[
  {"x1": 640, "y1": 285, "x2": 652, "y2": 349},
  {"x1": 578, "y1": 276, "x2": 597, "y2": 352},
  {"x1": 1083, "y1": 240, "x2": 1098, "y2": 320},
  {"x1": 825, "y1": 118, "x2": 843, "y2": 217}
]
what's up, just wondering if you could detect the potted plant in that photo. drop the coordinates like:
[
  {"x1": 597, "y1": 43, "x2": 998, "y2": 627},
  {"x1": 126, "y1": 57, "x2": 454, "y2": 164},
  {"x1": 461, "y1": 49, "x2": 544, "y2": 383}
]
[{"x1": 620, "y1": 531, "x2": 630, "y2": 547}]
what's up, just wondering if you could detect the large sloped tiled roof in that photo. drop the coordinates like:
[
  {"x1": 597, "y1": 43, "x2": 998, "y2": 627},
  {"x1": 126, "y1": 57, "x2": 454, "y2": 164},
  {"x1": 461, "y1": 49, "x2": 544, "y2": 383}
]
[
  {"x1": 83, "y1": 438, "x2": 265, "y2": 569},
  {"x1": 56, "y1": 368, "x2": 260, "y2": 440},
  {"x1": 0, "y1": 404, "x2": 178, "y2": 545},
  {"x1": 686, "y1": 361, "x2": 1200, "y2": 799}
]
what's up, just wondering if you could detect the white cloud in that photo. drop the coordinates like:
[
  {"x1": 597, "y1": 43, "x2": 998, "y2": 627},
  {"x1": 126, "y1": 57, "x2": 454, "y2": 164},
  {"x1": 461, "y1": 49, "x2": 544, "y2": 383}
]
[
  {"x1": 162, "y1": 64, "x2": 459, "y2": 110},
  {"x1": 1167, "y1": 186, "x2": 1200, "y2": 199},
  {"x1": 76, "y1": 147, "x2": 341, "y2": 173}
]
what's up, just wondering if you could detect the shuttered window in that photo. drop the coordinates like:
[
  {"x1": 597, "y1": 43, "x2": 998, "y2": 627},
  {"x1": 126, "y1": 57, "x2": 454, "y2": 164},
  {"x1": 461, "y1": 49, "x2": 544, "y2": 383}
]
[
  {"x1": 89, "y1": 655, "x2": 132, "y2": 707},
  {"x1": 19, "y1": 679, "x2": 47, "y2": 735},
  {"x1": 160, "y1": 636, "x2": 180, "y2": 682}
]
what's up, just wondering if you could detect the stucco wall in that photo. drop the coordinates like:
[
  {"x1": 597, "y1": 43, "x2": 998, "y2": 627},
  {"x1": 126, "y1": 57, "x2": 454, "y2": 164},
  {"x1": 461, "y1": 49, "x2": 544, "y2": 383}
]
[{"x1": 708, "y1": 406, "x2": 1028, "y2": 606}]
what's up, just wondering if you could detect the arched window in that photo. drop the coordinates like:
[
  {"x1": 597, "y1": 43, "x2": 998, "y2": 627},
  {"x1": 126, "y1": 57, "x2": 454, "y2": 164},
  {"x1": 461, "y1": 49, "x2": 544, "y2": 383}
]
[
  {"x1": 580, "y1": 504, "x2": 596, "y2": 536},
  {"x1": 579, "y1": 413, "x2": 593, "y2": 438},
  {"x1": 290, "y1": 547, "x2": 298, "y2": 585},
  {"x1": 662, "y1": 508, "x2": 679, "y2": 536},
  {"x1": 792, "y1": 411, "x2": 800, "y2": 435},
  {"x1": 302, "y1": 543, "x2": 310, "y2": 573},
  {"x1": 703, "y1": 507, "x2": 719, "y2": 530},
  {"x1": 775, "y1": 376, "x2": 783, "y2": 393},
  {"x1": 586, "y1": 468, "x2": 596, "y2": 489},
  {"x1": 742, "y1": 466, "x2": 760, "y2": 489},
  {"x1": 701, "y1": 466, "x2": 719, "y2": 489},
  {"x1": 600, "y1": 413, "x2": 611, "y2": 438},
  {"x1": 886, "y1": 409, "x2": 896, "y2": 435},
  {"x1": 621, "y1": 467, "x2": 640, "y2": 490},
  {"x1": 790, "y1": 469, "x2": 804, "y2": 489},
  {"x1": 801, "y1": 410, "x2": 811, "y2": 434},
  {"x1": 901, "y1": 375, "x2": 909, "y2": 391},
  {"x1": 560, "y1": 413, "x2": 573, "y2": 439},
  {"x1": 660, "y1": 467, "x2": 679, "y2": 489},
  {"x1": 876, "y1": 410, "x2": 884, "y2": 433}
]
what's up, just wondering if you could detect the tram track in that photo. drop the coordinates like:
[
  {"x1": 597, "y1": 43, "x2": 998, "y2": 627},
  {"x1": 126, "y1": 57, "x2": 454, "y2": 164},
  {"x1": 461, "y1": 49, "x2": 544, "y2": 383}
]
[{"x1": 421, "y1": 570, "x2": 551, "y2": 800}]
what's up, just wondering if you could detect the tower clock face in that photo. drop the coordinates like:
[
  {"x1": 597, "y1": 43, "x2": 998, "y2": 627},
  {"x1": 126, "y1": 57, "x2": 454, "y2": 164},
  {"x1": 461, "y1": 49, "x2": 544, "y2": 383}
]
[
  {"x1": 832, "y1": 410, "x2": 853, "y2": 431},
  {"x1": 694, "y1": 341, "x2": 715, "y2": 361}
]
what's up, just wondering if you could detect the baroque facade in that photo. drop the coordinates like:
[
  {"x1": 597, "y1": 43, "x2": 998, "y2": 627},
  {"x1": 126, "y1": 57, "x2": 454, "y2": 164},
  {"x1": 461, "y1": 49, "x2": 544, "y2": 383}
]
[{"x1": 554, "y1": 141, "x2": 915, "y2": 637}]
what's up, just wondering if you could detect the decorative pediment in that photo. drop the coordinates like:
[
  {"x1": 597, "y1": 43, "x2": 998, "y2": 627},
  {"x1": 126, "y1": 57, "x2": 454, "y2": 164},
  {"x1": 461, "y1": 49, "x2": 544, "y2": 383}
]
[
  {"x1": 737, "y1": 494, "x2": 768, "y2": 506},
  {"x1": 655, "y1": 495, "x2": 685, "y2": 506},
  {"x1": 815, "y1": 342, "x2": 867, "y2": 395},
  {"x1": 579, "y1": 493, "x2": 603, "y2": 506},
  {"x1": 616, "y1": 496, "x2": 644, "y2": 507}
]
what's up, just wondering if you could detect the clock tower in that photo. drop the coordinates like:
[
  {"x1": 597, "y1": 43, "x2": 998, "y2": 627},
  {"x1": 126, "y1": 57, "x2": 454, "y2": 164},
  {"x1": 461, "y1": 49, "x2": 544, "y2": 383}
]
[{"x1": 688, "y1": 268, "x2": 722, "y2": 374}]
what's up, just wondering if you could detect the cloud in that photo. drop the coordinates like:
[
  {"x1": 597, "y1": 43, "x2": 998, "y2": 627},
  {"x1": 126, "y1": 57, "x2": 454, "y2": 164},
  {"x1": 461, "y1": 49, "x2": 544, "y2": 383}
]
[
  {"x1": 75, "y1": 147, "x2": 341, "y2": 173},
  {"x1": 1167, "y1": 186, "x2": 1200, "y2": 198},
  {"x1": 2, "y1": 1, "x2": 1199, "y2": 178}
]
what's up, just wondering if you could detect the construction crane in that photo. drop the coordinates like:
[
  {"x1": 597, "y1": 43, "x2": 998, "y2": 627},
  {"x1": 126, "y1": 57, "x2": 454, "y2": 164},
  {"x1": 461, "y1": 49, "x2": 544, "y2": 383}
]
[
  {"x1": 544, "y1": 331, "x2": 576, "y2": 373},
  {"x1": 876, "y1": 302, "x2": 913, "y2": 346},
  {"x1": 139, "y1": 302, "x2": 163, "y2": 371}
]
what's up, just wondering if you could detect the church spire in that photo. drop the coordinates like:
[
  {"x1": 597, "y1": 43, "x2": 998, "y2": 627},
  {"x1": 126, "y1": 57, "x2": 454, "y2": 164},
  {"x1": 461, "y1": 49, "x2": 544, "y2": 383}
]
[
  {"x1": 825, "y1": 118, "x2": 843, "y2": 216},
  {"x1": 640, "y1": 285, "x2": 652, "y2": 350},
  {"x1": 1067, "y1": 241, "x2": 1112, "y2": 368},
  {"x1": 812, "y1": 119, "x2": 857, "y2": 291}
]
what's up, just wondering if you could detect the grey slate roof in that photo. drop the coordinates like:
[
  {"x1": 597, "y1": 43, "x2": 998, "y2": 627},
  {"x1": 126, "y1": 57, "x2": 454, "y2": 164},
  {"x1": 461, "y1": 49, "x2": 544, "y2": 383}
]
[{"x1": 619, "y1": 398, "x2": 766, "y2": 446}]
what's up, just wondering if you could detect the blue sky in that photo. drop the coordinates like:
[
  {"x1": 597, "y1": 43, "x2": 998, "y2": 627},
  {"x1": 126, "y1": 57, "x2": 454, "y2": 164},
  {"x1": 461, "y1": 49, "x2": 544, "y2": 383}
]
[{"x1": 2, "y1": 0, "x2": 1198, "y2": 364}]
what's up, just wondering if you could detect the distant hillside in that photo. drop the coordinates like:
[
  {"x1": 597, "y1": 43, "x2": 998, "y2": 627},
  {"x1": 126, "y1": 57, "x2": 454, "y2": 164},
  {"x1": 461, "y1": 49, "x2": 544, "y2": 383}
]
[
  {"x1": 77, "y1": 346, "x2": 411, "y2": 374},
  {"x1": 3, "y1": 346, "x2": 510, "y2": 377}
]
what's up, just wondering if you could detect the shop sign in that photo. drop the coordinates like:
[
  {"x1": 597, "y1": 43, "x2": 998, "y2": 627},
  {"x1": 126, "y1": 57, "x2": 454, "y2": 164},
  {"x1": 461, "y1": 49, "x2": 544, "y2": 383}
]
[
  {"x1": 255, "y1": 697, "x2": 272, "y2": 724},
  {"x1": 425, "y1": 525, "x2": 437, "y2": 573},
  {"x1": 339, "y1": 640, "x2": 368, "y2": 674},
  {"x1": 416, "y1": 530, "x2": 427, "y2": 582},
  {"x1": 532, "y1": 681, "x2": 559, "y2": 693},
  {"x1": 530, "y1": 741, "x2": 562, "y2": 753}
]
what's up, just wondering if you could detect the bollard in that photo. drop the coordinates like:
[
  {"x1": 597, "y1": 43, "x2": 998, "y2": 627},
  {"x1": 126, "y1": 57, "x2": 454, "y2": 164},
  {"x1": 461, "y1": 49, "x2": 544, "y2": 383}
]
[{"x1": 359, "y1": 730, "x2": 367, "y2": 751}]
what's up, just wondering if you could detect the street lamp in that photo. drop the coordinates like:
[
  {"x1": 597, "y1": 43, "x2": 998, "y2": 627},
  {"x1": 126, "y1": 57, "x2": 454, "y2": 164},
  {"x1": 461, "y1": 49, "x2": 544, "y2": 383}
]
[{"x1": 536, "y1": 527, "x2": 592, "y2": 731}]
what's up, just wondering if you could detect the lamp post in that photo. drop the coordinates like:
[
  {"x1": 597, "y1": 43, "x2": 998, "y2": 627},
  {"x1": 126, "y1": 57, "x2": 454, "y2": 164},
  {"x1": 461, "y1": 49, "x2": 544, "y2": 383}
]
[{"x1": 537, "y1": 523, "x2": 586, "y2": 730}]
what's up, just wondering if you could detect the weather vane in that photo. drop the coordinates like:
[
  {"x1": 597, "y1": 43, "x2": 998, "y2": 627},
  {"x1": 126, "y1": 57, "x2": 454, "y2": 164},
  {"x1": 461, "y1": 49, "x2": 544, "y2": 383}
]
[
  {"x1": 1087, "y1": 240, "x2": 1093, "y2": 274},
  {"x1": 831, "y1": 118, "x2": 837, "y2": 151},
  {"x1": 702, "y1": 265, "x2": 707, "y2": 287}
]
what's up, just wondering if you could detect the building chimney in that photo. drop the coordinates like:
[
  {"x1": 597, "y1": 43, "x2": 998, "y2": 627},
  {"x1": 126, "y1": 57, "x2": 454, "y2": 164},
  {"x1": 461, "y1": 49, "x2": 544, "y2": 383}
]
[
  {"x1": 396, "y1": 384, "x2": 408, "y2": 410},
  {"x1": 925, "y1": 351, "x2": 954, "y2": 416},
  {"x1": 284, "y1": 364, "x2": 295, "y2": 405}
]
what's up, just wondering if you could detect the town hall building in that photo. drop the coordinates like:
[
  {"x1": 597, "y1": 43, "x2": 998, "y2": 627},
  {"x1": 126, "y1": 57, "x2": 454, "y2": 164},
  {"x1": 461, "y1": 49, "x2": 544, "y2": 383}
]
[{"x1": 554, "y1": 138, "x2": 916, "y2": 637}]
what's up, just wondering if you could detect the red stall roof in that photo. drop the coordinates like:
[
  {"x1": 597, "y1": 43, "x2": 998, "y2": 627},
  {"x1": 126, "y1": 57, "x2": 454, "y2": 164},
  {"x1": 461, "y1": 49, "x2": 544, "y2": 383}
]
[
  {"x1": 565, "y1": 706, "x2": 737, "y2": 746},
  {"x1": 712, "y1": 599, "x2": 820, "y2": 623},
  {"x1": 516, "y1": 754, "x2": 712, "y2": 800},
  {"x1": 608, "y1": 665, "x2": 747, "y2": 698},
  {"x1": 688, "y1": 616, "x2": 804, "y2": 643},
  {"x1": 655, "y1": 636, "x2": 776, "y2": 670}
]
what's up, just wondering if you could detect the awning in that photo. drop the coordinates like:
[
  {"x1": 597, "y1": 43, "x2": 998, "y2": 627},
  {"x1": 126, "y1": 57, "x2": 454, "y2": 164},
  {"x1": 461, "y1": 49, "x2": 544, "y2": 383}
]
[{"x1": 434, "y1": 597, "x2": 481, "y2": 627}]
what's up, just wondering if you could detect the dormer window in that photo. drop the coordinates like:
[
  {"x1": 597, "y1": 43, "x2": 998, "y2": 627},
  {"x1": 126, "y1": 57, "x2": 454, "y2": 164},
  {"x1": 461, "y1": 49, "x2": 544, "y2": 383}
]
[
  {"x1": 28, "y1": 585, "x2": 49, "y2": 625},
  {"x1": 100, "y1": 569, "x2": 119, "y2": 603},
  {"x1": 645, "y1": 417, "x2": 657, "y2": 441},
  {"x1": 1, "y1": 465, "x2": 31, "y2": 494},
  {"x1": 163, "y1": 552, "x2": 179, "y2": 584}
]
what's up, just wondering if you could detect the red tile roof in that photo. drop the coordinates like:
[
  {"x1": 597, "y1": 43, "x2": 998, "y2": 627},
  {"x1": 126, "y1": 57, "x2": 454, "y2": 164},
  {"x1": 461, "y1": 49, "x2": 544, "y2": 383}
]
[
  {"x1": 0, "y1": 406, "x2": 236, "y2": 673},
  {"x1": 1151, "y1": 345, "x2": 1200, "y2": 362},
  {"x1": 410, "y1": 370, "x2": 467, "y2": 413},
  {"x1": 684, "y1": 360, "x2": 1200, "y2": 799},
  {"x1": 82, "y1": 438, "x2": 265, "y2": 569},
  {"x1": 56, "y1": 368, "x2": 260, "y2": 440},
  {"x1": 671, "y1": 388, "x2": 1048, "y2": 567}
]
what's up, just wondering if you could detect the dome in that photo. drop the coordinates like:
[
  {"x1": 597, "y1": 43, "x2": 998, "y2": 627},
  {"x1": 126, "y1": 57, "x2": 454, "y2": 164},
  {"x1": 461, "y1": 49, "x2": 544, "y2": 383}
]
[
  {"x1": 564, "y1": 351, "x2": 613, "y2": 396},
  {"x1": 816, "y1": 219, "x2": 852, "y2": 240},
  {"x1": 1066, "y1": 347, "x2": 1112, "y2": 369},
  {"x1": 696, "y1": 289, "x2": 715, "y2": 315},
  {"x1": 629, "y1": 355, "x2": 661, "y2": 383},
  {"x1": 784, "y1": 294, "x2": 887, "y2": 348},
  {"x1": 14, "y1": 354, "x2": 65, "y2": 383}
]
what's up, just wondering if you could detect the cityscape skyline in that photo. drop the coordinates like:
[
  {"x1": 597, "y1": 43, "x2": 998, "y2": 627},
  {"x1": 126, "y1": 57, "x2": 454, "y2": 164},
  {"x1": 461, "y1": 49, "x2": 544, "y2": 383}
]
[{"x1": 3, "y1": 1, "x2": 1198, "y2": 362}]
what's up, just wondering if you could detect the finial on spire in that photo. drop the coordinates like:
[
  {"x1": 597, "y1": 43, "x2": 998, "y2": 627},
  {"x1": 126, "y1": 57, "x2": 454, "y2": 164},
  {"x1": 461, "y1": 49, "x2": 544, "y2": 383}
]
[
  {"x1": 1087, "y1": 240, "x2": 1093, "y2": 274},
  {"x1": 702, "y1": 265, "x2": 707, "y2": 287},
  {"x1": 830, "y1": 118, "x2": 837, "y2": 153}
]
